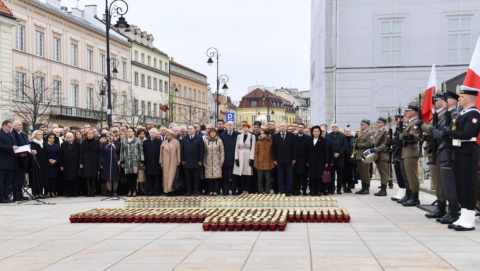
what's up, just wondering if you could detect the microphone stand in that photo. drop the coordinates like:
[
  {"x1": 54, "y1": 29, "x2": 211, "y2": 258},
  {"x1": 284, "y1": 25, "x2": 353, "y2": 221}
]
[{"x1": 18, "y1": 153, "x2": 55, "y2": 205}]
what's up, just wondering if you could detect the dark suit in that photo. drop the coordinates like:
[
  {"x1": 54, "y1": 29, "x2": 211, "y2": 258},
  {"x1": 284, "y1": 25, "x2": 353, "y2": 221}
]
[
  {"x1": 12, "y1": 130, "x2": 29, "y2": 199},
  {"x1": 219, "y1": 130, "x2": 240, "y2": 195},
  {"x1": 0, "y1": 129, "x2": 16, "y2": 202},
  {"x1": 181, "y1": 135, "x2": 205, "y2": 194},
  {"x1": 326, "y1": 132, "x2": 347, "y2": 193},
  {"x1": 306, "y1": 137, "x2": 329, "y2": 195},
  {"x1": 143, "y1": 138, "x2": 161, "y2": 196},
  {"x1": 272, "y1": 132, "x2": 297, "y2": 194},
  {"x1": 294, "y1": 134, "x2": 310, "y2": 195},
  {"x1": 59, "y1": 141, "x2": 81, "y2": 196}
]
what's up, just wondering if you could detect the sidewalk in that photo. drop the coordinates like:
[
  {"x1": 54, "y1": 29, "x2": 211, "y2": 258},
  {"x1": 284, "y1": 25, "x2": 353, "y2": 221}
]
[{"x1": 0, "y1": 180, "x2": 479, "y2": 271}]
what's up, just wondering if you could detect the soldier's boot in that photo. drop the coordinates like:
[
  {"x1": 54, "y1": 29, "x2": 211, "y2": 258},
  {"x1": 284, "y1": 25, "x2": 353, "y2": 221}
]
[
  {"x1": 355, "y1": 183, "x2": 366, "y2": 194},
  {"x1": 374, "y1": 185, "x2": 387, "y2": 196},
  {"x1": 356, "y1": 183, "x2": 369, "y2": 195},
  {"x1": 402, "y1": 192, "x2": 420, "y2": 207},
  {"x1": 425, "y1": 201, "x2": 447, "y2": 218},
  {"x1": 388, "y1": 179, "x2": 393, "y2": 189},
  {"x1": 397, "y1": 189, "x2": 411, "y2": 204},
  {"x1": 437, "y1": 204, "x2": 460, "y2": 224}
]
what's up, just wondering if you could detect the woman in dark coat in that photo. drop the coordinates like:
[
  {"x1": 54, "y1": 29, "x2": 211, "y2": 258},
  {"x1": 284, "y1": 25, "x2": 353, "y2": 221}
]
[
  {"x1": 30, "y1": 130, "x2": 48, "y2": 199},
  {"x1": 44, "y1": 132, "x2": 60, "y2": 197},
  {"x1": 306, "y1": 126, "x2": 329, "y2": 196},
  {"x1": 59, "y1": 132, "x2": 81, "y2": 197},
  {"x1": 80, "y1": 129, "x2": 100, "y2": 197},
  {"x1": 99, "y1": 132, "x2": 121, "y2": 196}
]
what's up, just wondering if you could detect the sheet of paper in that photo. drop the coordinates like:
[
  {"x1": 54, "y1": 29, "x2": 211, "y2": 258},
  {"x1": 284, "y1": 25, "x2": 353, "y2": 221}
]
[{"x1": 14, "y1": 145, "x2": 31, "y2": 154}]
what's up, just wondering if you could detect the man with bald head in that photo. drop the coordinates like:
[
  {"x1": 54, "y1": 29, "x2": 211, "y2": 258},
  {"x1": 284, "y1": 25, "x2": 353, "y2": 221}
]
[
  {"x1": 53, "y1": 128, "x2": 64, "y2": 145},
  {"x1": 11, "y1": 121, "x2": 29, "y2": 201},
  {"x1": 59, "y1": 132, "x2": 81, "y2": 197},
  {"x1": 272, "y1": 122, "x2": 296, "y2": 196}
]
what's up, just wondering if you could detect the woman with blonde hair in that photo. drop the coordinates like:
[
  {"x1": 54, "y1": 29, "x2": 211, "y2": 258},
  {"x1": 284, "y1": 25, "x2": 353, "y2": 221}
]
[
  {"x1": 204, "y1": 128, "x2": 224, "y2": 196},
  {"x1": 233, "y1": 123, "x2": 256, "y2": 194},
  {"x1": 74, "y1": 130, "x2": 83, "y2": 144},
  {"x1": 160, "y1": 129, "x2": 181, "y2": 196}
]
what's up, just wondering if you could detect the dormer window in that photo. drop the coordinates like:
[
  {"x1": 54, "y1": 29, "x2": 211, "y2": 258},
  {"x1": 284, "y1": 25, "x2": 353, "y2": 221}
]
[{"x1": 251, "y1": 101, "x2": 257, "y2": 107}]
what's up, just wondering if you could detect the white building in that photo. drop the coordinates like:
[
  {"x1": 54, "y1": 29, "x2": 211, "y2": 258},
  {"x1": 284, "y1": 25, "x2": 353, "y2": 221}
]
[
  {"x1": 0, "y1": 1, "x2": 17, "y2": 122},
  {"x1": 311, "y1": 0, "x2": 480, "y2": 129}
]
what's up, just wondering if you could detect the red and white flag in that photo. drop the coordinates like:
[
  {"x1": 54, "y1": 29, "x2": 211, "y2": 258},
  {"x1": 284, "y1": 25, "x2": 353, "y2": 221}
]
[
  {"x1": 462, "y1": 36, "x2": 480, "y2": 147},
  {"x1": 421, "y1": 64, "x2": 436, "y2": 123}
]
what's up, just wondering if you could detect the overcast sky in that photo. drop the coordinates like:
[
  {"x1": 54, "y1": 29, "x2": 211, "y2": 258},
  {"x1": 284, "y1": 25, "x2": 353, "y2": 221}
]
[{"x1": 61, "y1": 0, "x2": 311, "y2": 102}]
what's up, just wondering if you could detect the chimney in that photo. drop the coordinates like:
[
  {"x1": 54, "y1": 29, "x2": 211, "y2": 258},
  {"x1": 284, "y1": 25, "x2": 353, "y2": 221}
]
[
  {"x1": 46, "y1": 0, "x2": 61, "y2": 10},
  {"x1": 71, "y1": 7, "x2": 83, "y2": 19},
  {"x1": 83, "y1": 5, "x2": 97, "y2": 20}
]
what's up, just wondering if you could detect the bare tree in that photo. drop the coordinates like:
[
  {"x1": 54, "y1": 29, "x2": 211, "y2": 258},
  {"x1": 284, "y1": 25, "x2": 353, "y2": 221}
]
[
  {"x1": 5, "y1": 68, "x2": 57, "y2": 133},
  {"x1": 174, "y1": 97, "x2": 207, "y2": 125}
]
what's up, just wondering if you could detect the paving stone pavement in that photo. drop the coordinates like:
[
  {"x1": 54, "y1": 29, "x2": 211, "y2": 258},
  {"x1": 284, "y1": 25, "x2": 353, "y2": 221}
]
[{"x1": 1, "y1": 180, "x2": 479, "y2": 271}]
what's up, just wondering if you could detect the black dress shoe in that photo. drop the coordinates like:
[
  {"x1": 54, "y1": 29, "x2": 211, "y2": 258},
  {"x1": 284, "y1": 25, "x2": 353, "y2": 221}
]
[
  {"x1": 402, "y1": 192, "x2": 420, "y2": 207},
  {"x1": 336, "y1": 190, "x2": 342, "y2": 195},
  {"x1": 286, "y1": 192, "x2": 291, "y2": 197},
  {"x1": 437, "y1": 214, "x2": 459, "y2": 224},
  {"x1": 453, "y1": 225, "x2": 475, "y2": 231},
  {"x1": 447, "y1": 224, "x2": 457, "y2": 229},
  {"x1": 425, "y1": 201, "x2": 446, "y2": 218}
]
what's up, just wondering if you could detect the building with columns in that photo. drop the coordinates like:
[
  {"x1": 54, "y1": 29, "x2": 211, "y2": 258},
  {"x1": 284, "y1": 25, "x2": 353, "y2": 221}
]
[
  {"x1": 8, "y1": 0, "x2": 131, "y2": 130},
  {"x1": 311, "y1": 0, "x2": 479, "y2": 129}
]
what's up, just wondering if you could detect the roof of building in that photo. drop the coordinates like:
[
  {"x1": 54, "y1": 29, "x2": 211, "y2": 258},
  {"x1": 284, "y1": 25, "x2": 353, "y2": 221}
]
[
  {"x1": 27, "y1": 0, "x2": 128, "y2": 45},
  {"x1": 239, "y1": 88, "x2": 285, "y2": 108},
  {"x1": 0, "y1": 0, "x2": 13, "y2": 18},
  {"x1": 170, "y1": 58, "x2": 206, "y2": 77},
  {"x1": 131, "y1": 40, "x2": 168, "y2": 57}
]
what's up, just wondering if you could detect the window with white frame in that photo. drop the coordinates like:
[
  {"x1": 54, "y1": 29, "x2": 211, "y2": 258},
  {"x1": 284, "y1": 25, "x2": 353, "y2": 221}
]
[
  {"x1": 379, "y1": 19, "x2": 403, "y2": 66},
  {"x1": 86, "y1": 49, "x2": 93, "y2": 71},
  {"x1": 122, "y1": 61, "x2": 126, "y2": 80},
  {"x1": 251, "y1": 100, "x2": 257, "y2": 107},
  {"x1": 141, "y1": 101, "x2": 145, "y2": 115},
  {"x1": 53, "y1": 80, "x2": 61, "y2": 105},
  {"x1": 15, "y1": 72, "x2": 25, "y2": 101},
  {"x1": 141, "y1": 53, "x2": 145, "y2": 64},
  {"x1": 164, "y1": 82, "x2": 168, "y2": 94},
  {"x1": 153, "y1": 103, "x2": 157, "y2": 117},
  {"x1": 112, "y1": 93, "x2": 117, "y2": 114},
  {"x1": 134, "y1": 51, "x2": 138, "y2": 61},
  {"x1": 153, "y1": 58, "x2": 157, "y2": 68},
  {"x1": 70, "y1": 84, "x2": 78, "y2": 107},
  {"x1": 99, "y1": 53, "x2": 105, "y2": 74},
  {"x1": 34, "y1": 77, "x2": 44, "y2": 103},
  {"x1": 447, "y1": 16, "x2": 472, "y2": 64},
  {"x1": 86, "y1": 87, "x2": 93, "y2": 109},
  {"x1": 153, "y1": 78, "x2": 157, "y2": 90},
  {"x1": 134, "y1": 99, "x2": 138, "y2": 115},
  {"x1": 159, "y1": 61, "x2": 163, "y2": 70},
  {"x1": 134, "y1": 72, "x2": 139, "y2": 85},
  {"x1": 15, "y1": 25, "x2": 24, "y2": 51},
  {"x1": 159, "y1": 80, "x2": 163, "y2": 92},
  {"x1": 165, "y1": 63, "x2": 168, "y2": 72},
  {"x1": 121, "y1": 95, "x2": 126, "y2": 115},
  {"x1": 189, "y1": 88, "x2": 192, "y2": 99},
  {"x1": 71, "y1": 44, "x2": 78, "y2": 67},
  {"x1": 147, "y1": 76, "x2": 151, "y2": 89},
  {"x1": 35, "y1": 31, "x2": 44, "y2": 57},
  {"x1": 53, "y1": 37, "x2": 61, "y2": 62},
  {"x1": 184, "y1": 87, "x2": 187, "y2": 99},
  {"x1": 147, "y1": 102, "x2": 151, "y2": 116},
  {"x1": 147, "y1": 56, "x2": 151, "y2": 66},
  {"x1": 141, "y1": 74, "x2": 145, "y2": 87}
]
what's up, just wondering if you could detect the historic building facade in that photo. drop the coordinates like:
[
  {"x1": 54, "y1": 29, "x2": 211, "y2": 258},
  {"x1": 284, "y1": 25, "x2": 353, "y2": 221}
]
[
  {"x1": 0, "y1": 0, "x2": 17, "y2": 122},
  {"x1": 170, "y1": 58, "x2": 208, "y2": 127},
  {"x1": 8, "y1": 0, "x2": 131, "y2": 130}
]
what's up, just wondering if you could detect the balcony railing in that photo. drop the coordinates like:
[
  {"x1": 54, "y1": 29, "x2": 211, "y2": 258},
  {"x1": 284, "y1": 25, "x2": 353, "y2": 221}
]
[{"x1": 49, "y1": 105, "x2": 107, "y2": 121}]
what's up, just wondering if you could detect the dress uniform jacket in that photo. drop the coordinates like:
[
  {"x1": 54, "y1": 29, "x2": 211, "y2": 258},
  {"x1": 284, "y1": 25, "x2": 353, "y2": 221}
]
[
  {"x1": 421, "y1": 109, "x2": 446, "y2": 158},
  {"x1": 373, "y1": 128, "x2": 389, "y2": 161},
  {"x1": 399, "y1": 117, "x2": 421, "y2": 158},
  {"x1": 354, "y1": 130, "x2": 374, "y2": 160}
]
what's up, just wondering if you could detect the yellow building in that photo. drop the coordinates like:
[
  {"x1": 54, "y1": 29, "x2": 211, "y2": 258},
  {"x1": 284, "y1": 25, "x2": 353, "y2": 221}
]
[
  {"x1": 237, "y1": 88, "x2": 295, "y2": 126},
  {"x1": 170, "y1": 58, "x2": 209, "y2": 126}
]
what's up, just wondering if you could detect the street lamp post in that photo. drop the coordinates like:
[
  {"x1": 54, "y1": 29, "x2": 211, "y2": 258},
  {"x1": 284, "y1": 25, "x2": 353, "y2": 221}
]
[
  {"x1": 105, "y1": 0, "x2": 129, "y2": 129},
  {"x1": 169, "y1": 81, "x2": 180, "y2": 123},
  {"x1": 262, "y1": 91, "x2": 275, "y2": 122},
  {"x1": 206, "y1": 47, "x2": 229, "y2": 123}
]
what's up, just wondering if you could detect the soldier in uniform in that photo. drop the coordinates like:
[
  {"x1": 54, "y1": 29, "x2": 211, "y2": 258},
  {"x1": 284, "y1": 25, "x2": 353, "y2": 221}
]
[
  {"x1": 354, "y1": 119, "x2": 374, "y2": 195},
  {"x1": 431, "y1": 90, "x2": 460, "y2": 224},
  {"x1": 370, "y1": 116, "x2": 389, "y2": 196},
  {"x1": 418, "y1": 92, "x2": 447, "y2": 218},
  {"x1": 444, "y1": 87, "x2": 480, "y2": 231},
  {"x1": 399, "y1": 101, "x2": 421, "y2": 206}
]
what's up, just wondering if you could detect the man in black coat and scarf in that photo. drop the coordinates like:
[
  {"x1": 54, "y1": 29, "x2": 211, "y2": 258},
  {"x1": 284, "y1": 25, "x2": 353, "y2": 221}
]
[
  {"x1": 294, "y1": 123, "x2": 310, "y2": 196},
  {"x1": 12, "y1": 121, "x2": 29, "y2": 201},
  {"x1": 143, "y1": 128, "x2": 162, "y2": 196},
  {"x1": 219, "y1": 121, "x2": 240, "y2": 195},
  {"x1": 0, "y1": 120, "x2": 18, "y2": 203},
  {"x1": 59, "y1": 132, "x2": 81, "y2": 197}
]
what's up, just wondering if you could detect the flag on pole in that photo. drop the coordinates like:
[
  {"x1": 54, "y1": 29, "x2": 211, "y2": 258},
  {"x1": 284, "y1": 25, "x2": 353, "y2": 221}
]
[
  {"x1": 461, "y1": 36, "x2": 480, "y2": 146},
  {"x1": 421, "y1": 64, "x2": 436, "y2": 123}
]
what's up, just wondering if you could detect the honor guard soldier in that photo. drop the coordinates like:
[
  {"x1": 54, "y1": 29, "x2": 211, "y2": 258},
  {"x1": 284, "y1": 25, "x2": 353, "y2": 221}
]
[
  {"x1": 371, "y1": 116, "x2": 389, "y2": 196},
  {"x1": 431, "y1": 90, "x2": 460, "y2": 224},
  {"x1": 399, "y1": 101, "x2": 421, "y2": 206},
  {"x1": 418, "y1": 92, "x2": 447, "y2": 218},
  {"x1": 444, "y1": 87, "x2": 480, "y2": 231},
  {"x1": 354, "y1": 119, "x2": 374, "y2": 195}
]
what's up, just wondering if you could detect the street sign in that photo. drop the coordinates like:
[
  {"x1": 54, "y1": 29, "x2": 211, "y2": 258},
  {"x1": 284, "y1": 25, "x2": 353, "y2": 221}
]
[{"x1": 226, "y1": 112, "x2": 235, "y2": 122}]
